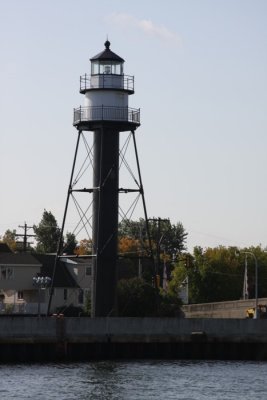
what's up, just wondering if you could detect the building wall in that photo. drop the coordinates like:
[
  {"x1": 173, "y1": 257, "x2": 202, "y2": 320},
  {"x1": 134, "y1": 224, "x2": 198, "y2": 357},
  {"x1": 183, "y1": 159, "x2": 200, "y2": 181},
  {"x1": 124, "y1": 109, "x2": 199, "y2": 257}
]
[
  {"x1": 46, "y1": 287, "x2": 80, "y2": 313},
  {"x1": 0, "y1": 265, "x2": 40, "y2": 290},
  {"x1": 65, "y1": 259, "x2": 92, "y2": 310},
  {"x1": 85, "y1": 90, "x2": 128, "y2": 108},
  {"x1": 1, "y1": 286, "x2": 82, "y2": 315},
  {"x1": 2, "y1": 289, "x2": 37, "y2": 305}
]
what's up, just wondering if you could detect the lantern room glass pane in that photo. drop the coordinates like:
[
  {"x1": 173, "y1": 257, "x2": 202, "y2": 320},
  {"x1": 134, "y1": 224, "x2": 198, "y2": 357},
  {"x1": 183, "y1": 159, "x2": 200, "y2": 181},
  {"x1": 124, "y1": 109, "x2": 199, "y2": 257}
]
[
  {"x1": 91, "y1": 61, "x2": 99, "y2": 75},
  {"x1": 99, "y1": 62, "x2": 111, "y2": 74},
  {"x1": 112, "y1": 62, "x2": 123, "y2": 74},
  {"x1": 91, "y1": 61, "x2": 124, "y2": 75}
]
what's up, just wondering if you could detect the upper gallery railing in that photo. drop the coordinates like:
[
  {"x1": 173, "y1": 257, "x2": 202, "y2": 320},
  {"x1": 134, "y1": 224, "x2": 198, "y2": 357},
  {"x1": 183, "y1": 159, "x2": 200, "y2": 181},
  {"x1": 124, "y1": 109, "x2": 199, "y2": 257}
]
[{"x1": 80, "y1": 74, "x2": 134, "y2": 92}]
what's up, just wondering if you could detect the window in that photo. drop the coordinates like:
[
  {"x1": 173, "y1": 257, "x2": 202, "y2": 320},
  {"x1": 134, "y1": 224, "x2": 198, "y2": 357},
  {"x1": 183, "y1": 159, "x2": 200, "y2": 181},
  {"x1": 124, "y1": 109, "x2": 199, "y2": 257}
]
[
  {"x1": 63, "y1": 289, "x2": 68, "y2": 301},
  {"x1": 0, "y1": 266, "x2": 14, "y2": 280},
  {"x1": 85, "y1": 266, "x2": 91, "y2": 276},
  {"x1": 91, "y1": 61, "x2": 123, "y2": 76},
  {"x1": 91, "y1": 61, "x2": 99, "y2": 75},
  {"x1": 1, "y1": 267, "x2": 6, "y2": 280},
  {"x1": 17, "y1": 291, "x2": 24, "y2": 300},
  {"x1": 112, "y1": 62, "x2": 123, "y2": 74},
  {"x1": 104, "y1": 65, "x2": 111, "y2": 74}
]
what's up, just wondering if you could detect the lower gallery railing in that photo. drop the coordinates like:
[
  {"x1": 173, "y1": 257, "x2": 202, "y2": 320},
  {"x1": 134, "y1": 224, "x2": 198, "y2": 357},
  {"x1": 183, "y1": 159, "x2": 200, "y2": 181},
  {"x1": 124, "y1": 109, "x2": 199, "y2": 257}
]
[{"x1": 73, "y1": 106, "x2": 140, "y2": 125}]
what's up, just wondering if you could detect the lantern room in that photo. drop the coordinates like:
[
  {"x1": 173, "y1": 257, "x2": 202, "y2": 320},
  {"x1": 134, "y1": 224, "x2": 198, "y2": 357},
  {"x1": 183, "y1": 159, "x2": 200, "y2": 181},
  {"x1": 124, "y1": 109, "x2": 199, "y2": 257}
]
[
  {"x1": 90, "y1": 40, "x2": 124, "y2": 75},
  {"x1": 88, "y1": 40, "x2": 126, "y2": 92}
]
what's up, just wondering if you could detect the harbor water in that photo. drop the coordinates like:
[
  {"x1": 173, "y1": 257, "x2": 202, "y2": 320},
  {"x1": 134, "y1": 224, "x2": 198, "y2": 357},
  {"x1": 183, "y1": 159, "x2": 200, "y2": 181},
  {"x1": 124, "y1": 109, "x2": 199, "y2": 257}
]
[{"x1": 0, "y1": 360, "x2": 267, "y2": 399}]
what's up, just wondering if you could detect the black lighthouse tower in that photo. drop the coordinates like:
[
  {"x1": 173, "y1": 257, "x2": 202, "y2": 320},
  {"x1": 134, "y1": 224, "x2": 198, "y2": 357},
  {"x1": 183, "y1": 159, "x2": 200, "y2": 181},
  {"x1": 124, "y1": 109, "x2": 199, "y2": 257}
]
[{"x1": 72, "y1": 41, "x2": 140, "y2": 317}]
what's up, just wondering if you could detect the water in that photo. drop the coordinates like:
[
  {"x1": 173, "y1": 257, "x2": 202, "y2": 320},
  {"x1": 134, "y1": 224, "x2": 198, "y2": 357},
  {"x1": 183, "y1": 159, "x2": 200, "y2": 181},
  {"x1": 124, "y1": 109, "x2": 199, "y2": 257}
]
[{"x1": 0, "y1": 360, "x2": 267, "y2": 399}]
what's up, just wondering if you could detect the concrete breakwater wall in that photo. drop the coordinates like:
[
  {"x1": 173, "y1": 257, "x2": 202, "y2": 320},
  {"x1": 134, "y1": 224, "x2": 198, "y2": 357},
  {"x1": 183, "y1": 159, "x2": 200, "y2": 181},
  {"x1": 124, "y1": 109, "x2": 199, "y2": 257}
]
[{"x1": 1, "y1": 317, "x2": 267, "y2": 362}]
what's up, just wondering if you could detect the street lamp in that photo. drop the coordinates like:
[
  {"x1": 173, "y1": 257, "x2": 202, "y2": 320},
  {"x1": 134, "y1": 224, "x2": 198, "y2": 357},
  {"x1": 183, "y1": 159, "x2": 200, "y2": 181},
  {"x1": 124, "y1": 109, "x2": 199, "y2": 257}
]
[
  {"x1": 236, "y1": 250, "x2": 258, "y2": 319},
  {"x1": 32, "y1": 276, "x2": 51, "y2": 317}
]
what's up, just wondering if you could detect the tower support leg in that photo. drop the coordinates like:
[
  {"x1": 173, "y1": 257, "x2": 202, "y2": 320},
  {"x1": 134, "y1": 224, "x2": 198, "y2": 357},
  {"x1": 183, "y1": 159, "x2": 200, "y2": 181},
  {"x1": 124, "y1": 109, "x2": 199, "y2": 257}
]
[{"x1": 47, "y1": 130, "x2": 82, "y2": 316}]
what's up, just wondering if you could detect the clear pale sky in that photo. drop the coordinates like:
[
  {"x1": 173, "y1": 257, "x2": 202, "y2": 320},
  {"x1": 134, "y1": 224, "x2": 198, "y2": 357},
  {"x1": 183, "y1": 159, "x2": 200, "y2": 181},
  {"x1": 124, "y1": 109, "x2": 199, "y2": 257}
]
[{"x1": 1, "y1": 0, "x2": 267, "y2": 251}]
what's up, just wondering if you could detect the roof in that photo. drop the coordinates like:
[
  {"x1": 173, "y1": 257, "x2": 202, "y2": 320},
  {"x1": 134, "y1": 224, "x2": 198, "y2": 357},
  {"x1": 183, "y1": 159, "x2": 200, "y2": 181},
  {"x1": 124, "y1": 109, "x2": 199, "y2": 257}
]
[
  {"x1": 34, "y1": 254, "x2": 79, "y2": 288},
  {"x1": 0, "y1": 252, "x2": 41, "y2": 266},
  {"x1": 73, "y1": 258, "x2": 92, "y2": 265},
  {"x1": 90, "y1": 40, "x2": 124, "y2": 62},
  {"x1": 61, "y1": 256, "x2": 92, "y2": 265},
  {"x1": 0, "y1": 252, "x2": 78, "y2": 288},
  {"x1": 0, "y1": 243, "x2": 12, "y2": 253}
]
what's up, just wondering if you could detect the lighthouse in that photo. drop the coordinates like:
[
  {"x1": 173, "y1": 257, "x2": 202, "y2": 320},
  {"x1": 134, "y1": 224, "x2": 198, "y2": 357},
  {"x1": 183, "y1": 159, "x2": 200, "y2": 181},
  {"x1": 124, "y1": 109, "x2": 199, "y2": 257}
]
[{"x1": 73, "y1": 41, "x2": 140, "y2": 317}]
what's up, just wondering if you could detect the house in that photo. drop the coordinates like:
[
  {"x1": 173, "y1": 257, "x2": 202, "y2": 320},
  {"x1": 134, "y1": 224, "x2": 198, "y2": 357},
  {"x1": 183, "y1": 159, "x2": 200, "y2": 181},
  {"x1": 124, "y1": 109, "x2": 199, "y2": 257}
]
[
  {"x1": 0, "y1": 252, "x2": 42, "y2": 313},
  {"x1": 0, "y1": 248, "x2": 93, "y2": 315},
  {"x1": 62, "y1": 256, "x2": 92, "y2": 311},
  {"x1": 34, "y1": 254, "x2": 80, "y2": 315}
]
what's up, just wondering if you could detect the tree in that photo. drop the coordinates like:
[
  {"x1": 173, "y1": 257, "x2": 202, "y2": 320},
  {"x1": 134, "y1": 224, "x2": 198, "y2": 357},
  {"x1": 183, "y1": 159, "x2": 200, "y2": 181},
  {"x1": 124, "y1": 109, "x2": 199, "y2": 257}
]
[
  {"x1": 1, "y1": 229, "x2": 17, "y2": 251},
  {"x1": 235, "y1": 246, "x2": 267, "y2": 299},
  {"x1": 83, "y1": 291, "x2": 91, "y2": 316},
  {"x1": 75, "y1": 239, "x2": 92, "y2": 255},
  {"x1": 118, "y1": 218, "x2": 187, "y2": 283},
  {"x1": 118, "y1": 237, "x2": 140, "y2": 255},
  {"x1": 63, "y1": 232, "x2": 78, "y2": 255},
  {"x1": 117, "y1": 277, "x2": 157, "y2": 317},
  {"x1": 118, "y1": 218, "x2": 187, "y2": 258},
  {"x1": 33, "y1": 210, "x2": 60, "y2": 253},
  {"x1": 198, "y1": 246, "x2": 242, "y2": 302},
  {"x1": 117, "y1": 277, "x2": 182, "y2": 317},
  {"x1": 118, "y1": 219, "x2": 147, "y2": 241},
  {"x1": 148, "y1": 218, "x2": 188, "y2": 258},
  {"x1": 168, "y1": 246, "x2": 265, "y2": 304}
]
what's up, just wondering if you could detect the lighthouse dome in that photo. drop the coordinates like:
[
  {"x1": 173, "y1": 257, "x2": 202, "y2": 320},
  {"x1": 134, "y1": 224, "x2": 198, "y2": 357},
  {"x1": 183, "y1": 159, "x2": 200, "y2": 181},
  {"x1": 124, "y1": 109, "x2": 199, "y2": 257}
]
[{"x1": 90, "y1": 40, "x2": 124, "y2": 62}]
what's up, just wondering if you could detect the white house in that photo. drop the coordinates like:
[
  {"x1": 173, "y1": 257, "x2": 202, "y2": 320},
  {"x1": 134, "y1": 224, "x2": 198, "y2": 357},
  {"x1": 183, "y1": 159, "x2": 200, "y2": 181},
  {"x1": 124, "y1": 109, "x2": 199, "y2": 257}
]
[{"x1": 0, "y1": 249, "x2": 92, "y2": 315}]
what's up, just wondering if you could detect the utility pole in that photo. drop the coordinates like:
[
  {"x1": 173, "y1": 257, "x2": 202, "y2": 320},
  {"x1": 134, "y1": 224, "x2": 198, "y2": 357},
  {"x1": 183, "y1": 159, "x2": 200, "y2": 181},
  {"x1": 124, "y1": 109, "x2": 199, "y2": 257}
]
[
  {"x1": 16, "y1": 223, "x2": 36, "y2": 252},
  {"x1": 148, "y1": 217, "x2": 169, "y2": 287}
]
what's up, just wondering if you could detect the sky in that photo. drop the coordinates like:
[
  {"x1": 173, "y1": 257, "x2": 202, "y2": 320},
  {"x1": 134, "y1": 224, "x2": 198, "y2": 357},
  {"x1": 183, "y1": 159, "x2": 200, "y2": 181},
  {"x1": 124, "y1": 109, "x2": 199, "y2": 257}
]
[{"x1": 1, "y1": 0, "x2": 267, "y2": 252}]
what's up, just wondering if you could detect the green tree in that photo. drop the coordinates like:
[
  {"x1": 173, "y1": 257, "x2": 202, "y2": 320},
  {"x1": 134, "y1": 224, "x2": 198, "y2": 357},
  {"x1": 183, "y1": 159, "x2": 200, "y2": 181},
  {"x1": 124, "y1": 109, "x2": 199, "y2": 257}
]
[
  {"x1": 236, "y1": 246, "x2": 267, "y2": 299},
  {"x1": 33, "y1": 210, "x2": 60, "y2": 253},
  {"x1": 158, "y1": 289, "x2": 183, "y2": 317},
  {"x1": 64, "y1": 232, "x2": 77, "y2": 255},
  {"x1": 117, "y1": 277, "x2": 182, "y2": 317},
  {"x1": 168, "y1": 246, "x2": 267, "y2": 304},
  {"x1": 117, "y1": 277, "x2": 157, "y2": 316},
  {"x1": 84, "y1": 291, "x2": 91, "y2": 316},
  {"x1": 148, "y1": 218, "x2": 188, "y2": 258}
]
